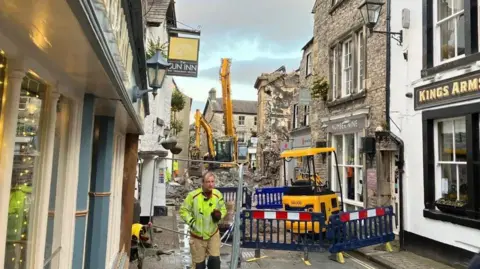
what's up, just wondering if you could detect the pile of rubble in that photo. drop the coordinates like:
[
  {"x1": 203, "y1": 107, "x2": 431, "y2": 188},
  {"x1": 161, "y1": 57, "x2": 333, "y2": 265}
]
[{"x1": 166, "y1": 168, "x2": 276, "y2": 205}]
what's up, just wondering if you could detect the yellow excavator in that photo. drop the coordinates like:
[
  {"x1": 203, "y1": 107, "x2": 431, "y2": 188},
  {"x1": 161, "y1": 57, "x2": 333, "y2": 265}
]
[
  {"x1": 188, "y1": 109, "x2": 235, "y2": 175},
  {"x1": 219, "y1": 58, "x2": 249, "y2": 165}
]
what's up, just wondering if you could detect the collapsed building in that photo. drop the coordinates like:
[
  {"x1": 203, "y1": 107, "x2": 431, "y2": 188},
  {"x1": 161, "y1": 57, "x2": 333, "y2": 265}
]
[{"x1": 254, "y1": 66, "x2": 300, "y2": 185}]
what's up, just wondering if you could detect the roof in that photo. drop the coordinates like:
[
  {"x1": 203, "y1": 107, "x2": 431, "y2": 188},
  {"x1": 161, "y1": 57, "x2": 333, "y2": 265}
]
[
  {"x1": 254, "y1": 66, "x2": 287, "y2": 89},
  {"x1": 280, "y1": 147, "x2": 336, "y2": 158},
  {"x1": 203, "y1": 98, "x2": 258, "y2": 116},
  {"x1": 145, "y1": 0, "x2": 176, "y2": 26},
  {"x1": 301, "y1": 37, "x2": 314, "y2": 51},
  {"x1": 211, "y1": 98, "x2": 257, "y2": 115}
]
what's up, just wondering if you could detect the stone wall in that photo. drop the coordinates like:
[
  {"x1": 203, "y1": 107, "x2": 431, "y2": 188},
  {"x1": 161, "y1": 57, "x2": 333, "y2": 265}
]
[
  {"x1": 310, "y1": 0, "x2": 388, "y2": 208},
  {"x1": 255, "y1": 70, "x2": 299, "y2": 182}
]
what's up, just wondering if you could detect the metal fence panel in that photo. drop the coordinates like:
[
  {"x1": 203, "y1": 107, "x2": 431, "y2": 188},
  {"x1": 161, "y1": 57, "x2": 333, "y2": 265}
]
[
  {"x1": 240, "y1": 210, "x2": 328, "y2": 252},
  {"x1": 326, "y1": 206, "x2": 395, "y2": 254}
]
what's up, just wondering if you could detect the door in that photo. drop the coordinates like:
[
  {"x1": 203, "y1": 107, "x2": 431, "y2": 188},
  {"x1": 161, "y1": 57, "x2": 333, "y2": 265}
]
[{"x1": 391, "y1": 153, "x2": 400, "y2": 235}]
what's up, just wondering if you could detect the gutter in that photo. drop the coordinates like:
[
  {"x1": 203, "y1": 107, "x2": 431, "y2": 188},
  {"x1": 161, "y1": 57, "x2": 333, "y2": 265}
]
[{"x1": 66, "y1": 0, "x2": 145, "y2": 135}]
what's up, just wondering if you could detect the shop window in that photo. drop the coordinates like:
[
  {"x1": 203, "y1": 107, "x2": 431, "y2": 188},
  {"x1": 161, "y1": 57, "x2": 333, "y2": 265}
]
[
  {"x1": 332, "y1": 132, "x2": 364, "y2": 211},
  {"x1": 5, "y1": 75, "x2": 46, "y2": 269},
  {"x1": 435, "y1": 118, "x2": 467, "y2": 206},
  {"x1": 422, "y1": 103, "x2": 480, "y2": 229},
  {"x1": 0, "y1": 50, "x2": 6, "y2": 115}
]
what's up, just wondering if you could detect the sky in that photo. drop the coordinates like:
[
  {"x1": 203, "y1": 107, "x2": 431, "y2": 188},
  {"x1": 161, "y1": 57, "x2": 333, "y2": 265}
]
[{"x1": 172, "y1": 0, "x2": 316, "y2": 121}]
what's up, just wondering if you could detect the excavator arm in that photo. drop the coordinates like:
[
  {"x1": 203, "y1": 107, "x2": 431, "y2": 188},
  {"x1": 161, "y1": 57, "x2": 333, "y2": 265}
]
[
  {"x1": 195, "y1": 109, "x2": 215, "y2": 157},
  {"x1": 220, "y1": 58, "x2": 238, "y2": 162}
]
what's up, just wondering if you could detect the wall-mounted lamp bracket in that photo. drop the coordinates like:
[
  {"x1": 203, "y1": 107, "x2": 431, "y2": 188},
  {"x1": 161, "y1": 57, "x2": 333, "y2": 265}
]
[
  {"x1": 132, "y1": 86, "x2": 158, "y2": 103},
  {"x1": 371, "y1": 29, "x2": 403, "y2": 46}
]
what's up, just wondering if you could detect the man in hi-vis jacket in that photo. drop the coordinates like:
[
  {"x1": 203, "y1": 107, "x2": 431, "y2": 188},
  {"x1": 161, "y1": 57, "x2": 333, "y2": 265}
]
[{"x1": 179, "y1": 171, "x2": 227, "y2": 269}]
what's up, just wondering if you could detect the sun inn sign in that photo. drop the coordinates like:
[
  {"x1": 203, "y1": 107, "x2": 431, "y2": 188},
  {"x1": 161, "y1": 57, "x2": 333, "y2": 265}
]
[{"x1": 167, "y1": 36, "x2": 200, "y2": 78}]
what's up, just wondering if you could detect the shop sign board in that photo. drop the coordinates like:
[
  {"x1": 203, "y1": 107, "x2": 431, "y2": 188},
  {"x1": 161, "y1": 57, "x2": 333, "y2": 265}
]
[
  {"x1": 298, "y1": 88, "x2": 311, "y2": 106},
  {"x1": 167, "y1": 36, "x2": 200, "y2": 77},
  {"x1": 327, "y1": 115, "x2": 366, "y2": 133},
  {"x1": 292, "y1": 134, "x2": 312, "y2": 148},
  {"x1": 414, "y1": 71, "x2": 480, "y2": 110}
]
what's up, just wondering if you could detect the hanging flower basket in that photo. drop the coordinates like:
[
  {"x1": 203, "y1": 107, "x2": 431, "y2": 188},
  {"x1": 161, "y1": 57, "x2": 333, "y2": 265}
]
[
  {"x1": 161, "y1": 136, "x2": 177, "y2": 150},
  {"x1": 170, "y1": 146, "x2": 182, "y2": 155}
]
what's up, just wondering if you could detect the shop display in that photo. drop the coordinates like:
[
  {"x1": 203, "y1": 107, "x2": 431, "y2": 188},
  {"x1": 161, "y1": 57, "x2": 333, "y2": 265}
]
[{"x1": 5, "y1": 75, "x2": 44, "y2": 269}]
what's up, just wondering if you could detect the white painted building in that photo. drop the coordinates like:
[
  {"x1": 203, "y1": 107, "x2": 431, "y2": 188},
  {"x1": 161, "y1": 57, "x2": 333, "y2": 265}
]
[
  {"x1": 390, "y1": 0, "x2": 480, "y2": 265},
  {"x1": 137, "y1": 0, "x2": 177, "y2": 222}
]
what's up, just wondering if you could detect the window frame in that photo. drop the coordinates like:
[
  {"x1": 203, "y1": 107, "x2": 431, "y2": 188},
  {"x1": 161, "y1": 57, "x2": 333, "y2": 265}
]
[
  {"x1": 306, "y1": 52, "x2": 312, "y2": 77},
  {"x1": 434, "y1": 117, "x2": 467, "y2": 201},
  {"x1": 293, "y1": 104, "x2": 298, "y2": 129},
  {"x1": 357, "y1": 30, "x2": 365, "y2": 92},
  {"x1": 238, "y1": 132, "x2": 245, "y2": 143},
  {"x1": 422, "y1": 102, "x2": 480, "y2": 229},
  {"x1": 433, "y1": 0, "x2": 466, "y2": 65},
  {"x1": 254, "y1": 116, "x2": 257, "y2": 126},
  {"x1": 342, "y1": 38, "x2": 353, "y2": 96},
  {"x1": 330, "y1": 28, "x2": 366, "y2": 101},
  {"x1": 421, "y1": 0, "x2": 478, "y2": 77},
  {"x1": 331, "y1": 132, "x2": 364, "y2": 210},
  {"x1": 303, "y1": 105, "x2": 310, "y2": 126},
  {"x1": 238, "y1": 115, "x2": 245, "y2": 126}
]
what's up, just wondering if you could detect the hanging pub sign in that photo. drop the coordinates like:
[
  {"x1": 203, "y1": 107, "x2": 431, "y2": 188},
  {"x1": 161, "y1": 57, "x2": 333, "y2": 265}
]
[
  {"x1": 414, "y1": 71, "x2": 480, "y2": 110},
  {"x1": 166, "y1": 36, "x2": 200, "y2": 78}
]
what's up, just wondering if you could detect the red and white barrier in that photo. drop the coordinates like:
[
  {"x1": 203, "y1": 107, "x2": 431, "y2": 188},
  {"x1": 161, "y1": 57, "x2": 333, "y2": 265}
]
[
  {"x1": 251, "y1": 211, "x2": 312, "y2": 221},
  {"x1": 339, "y1": 207, "x2": 388, "y2": 222}
]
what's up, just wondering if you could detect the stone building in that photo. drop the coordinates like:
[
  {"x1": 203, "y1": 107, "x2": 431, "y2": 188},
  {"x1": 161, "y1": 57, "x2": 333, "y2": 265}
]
[
  {"x1": 174, "y1": 86, "x2": 193, "y2": 174},
  {"x1": 310, "y1": 0, "x2": 393, "y2": 213},
  {"x1": 255, "y1": 67, "x2": 299, "y2": 183},
  {"x1": 286, "y1": 38, "x2": 316, "y2": 182},
  {"x1": 200, "y1": 88, "x2": 258, "y2": 163}
]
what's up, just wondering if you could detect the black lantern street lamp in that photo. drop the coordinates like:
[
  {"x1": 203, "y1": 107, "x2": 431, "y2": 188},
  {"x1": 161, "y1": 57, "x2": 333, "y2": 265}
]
[
  {"x1": 132, "y1": 49, "x2": 172, "y2": 103},
  {"x1": 358, "y1": 0, "x2": 403, "y2": 45},
  {"x1": 359, "y1": 0, "x2": 384, "y2": 30}
]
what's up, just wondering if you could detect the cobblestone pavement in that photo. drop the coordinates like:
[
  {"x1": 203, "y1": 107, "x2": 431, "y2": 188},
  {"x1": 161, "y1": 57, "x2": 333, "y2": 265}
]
[{"x1": 128, "y1": 206, "x2": 386, "y2": 269}]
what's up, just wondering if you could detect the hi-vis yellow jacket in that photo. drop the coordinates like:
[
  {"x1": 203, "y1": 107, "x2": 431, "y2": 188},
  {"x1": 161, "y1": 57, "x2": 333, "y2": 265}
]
[{"x1": 179, "y1": 188, "x2": 227, "y2": 240}]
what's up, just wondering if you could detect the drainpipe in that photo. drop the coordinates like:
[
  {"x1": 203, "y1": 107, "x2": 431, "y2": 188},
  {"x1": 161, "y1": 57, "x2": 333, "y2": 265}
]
[{"x1": 385, "y1": 0, "x2": 392, "y2": 131}]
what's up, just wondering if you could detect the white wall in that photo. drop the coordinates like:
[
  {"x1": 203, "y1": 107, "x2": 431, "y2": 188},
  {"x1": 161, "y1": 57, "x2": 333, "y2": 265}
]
[
  {"x1": 138, "y1": 22, "x2": 173, "y2": 216},
  {"x1": 390, "y1": 0, "x2": 480, "y2": 253}
]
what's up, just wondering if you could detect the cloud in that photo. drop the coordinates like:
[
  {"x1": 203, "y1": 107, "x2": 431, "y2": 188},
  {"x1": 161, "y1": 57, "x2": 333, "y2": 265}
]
[
  {"x1": 198, "y1": 57, "x2": 301, "y2": 85},
  {"x1": 175, "y1": 0, "x2": 316, "y2": 56}
]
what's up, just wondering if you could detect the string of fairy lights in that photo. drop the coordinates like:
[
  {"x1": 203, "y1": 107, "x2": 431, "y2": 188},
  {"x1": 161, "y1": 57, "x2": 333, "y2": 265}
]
[{"x1": 1, "y1": 49, "x2": 44, "y2": 267}]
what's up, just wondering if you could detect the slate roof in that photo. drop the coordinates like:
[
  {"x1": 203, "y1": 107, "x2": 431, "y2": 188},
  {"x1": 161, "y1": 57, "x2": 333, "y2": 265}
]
[
  {"x1": 145, "y1": 0, "x2": 172, "y2": 25},
  {"x1": 209, "y1": 98, "x2": 257, "y2": 115}
]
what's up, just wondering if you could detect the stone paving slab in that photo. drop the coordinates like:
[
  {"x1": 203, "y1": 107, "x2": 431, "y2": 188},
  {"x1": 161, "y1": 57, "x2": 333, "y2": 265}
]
[{"x1": 356, "y1": 243, "x2": 457, "y2": 269}]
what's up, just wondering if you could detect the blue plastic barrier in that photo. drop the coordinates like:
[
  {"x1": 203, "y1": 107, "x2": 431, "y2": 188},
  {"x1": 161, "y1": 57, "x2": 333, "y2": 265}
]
[
  {"x1": 217, "y1": 187, "x2": 252, "y2": 209},
  {"x1": 240, "y1": 210, "x2": 328, "y2": 253},
  {"x1": 326, "y1": 206, "x2": 395, "y2": 254},
  {"x1": 254, "y1": 187, "x2": 287, "y2": 209}
]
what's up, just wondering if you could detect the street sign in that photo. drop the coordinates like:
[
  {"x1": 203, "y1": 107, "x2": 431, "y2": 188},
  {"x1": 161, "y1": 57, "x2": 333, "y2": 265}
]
[{"x1": 298, "y1": 88, "x2": 311, "y2": 106}]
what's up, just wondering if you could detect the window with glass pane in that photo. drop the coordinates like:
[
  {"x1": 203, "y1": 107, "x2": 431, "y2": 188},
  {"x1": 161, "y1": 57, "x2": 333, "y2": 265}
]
[
  {"x1": 0, "y1": 50, "x2": 7, "y2": 115},
  {"x1": 357, "y1": 31, "x2": 365, "y2": 92},
  {"x1": 342, "y1": 39, "x2": 353, "y2": 95},
  {"x1": 436, "y1": 0, "x2": 465, "y2": 62},
  {"x1": 332, "y1": 132, "x2": 364, "y2": 210},
  {"x1": 5, "y1": 75, "x2": 46, "y2": 269},
  {"x1": 436, "y1": 117, "x2": 467, "y2": 209}
]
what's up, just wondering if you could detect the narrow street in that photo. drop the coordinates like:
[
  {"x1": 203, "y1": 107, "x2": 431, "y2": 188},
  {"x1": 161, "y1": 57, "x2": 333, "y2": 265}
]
[{"x1": 130, "y1": 207, "x2": 386, "y2": 269}]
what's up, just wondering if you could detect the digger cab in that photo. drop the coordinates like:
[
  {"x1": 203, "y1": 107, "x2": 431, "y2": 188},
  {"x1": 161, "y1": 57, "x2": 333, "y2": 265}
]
[{"x1": 280, "y1": 147, "x2": 344, "y2": 234}]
